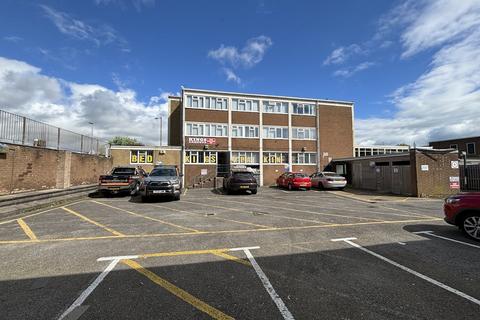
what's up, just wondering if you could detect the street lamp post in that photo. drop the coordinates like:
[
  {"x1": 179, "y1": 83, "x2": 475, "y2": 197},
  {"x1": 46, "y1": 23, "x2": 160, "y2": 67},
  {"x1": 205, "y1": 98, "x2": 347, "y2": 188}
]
[
  {"x1": 88, "y1": 122, "x2": 94, "y2": 154},
  {"x1": 155, "y1": 116, "x2": 162, "y2": 147}
]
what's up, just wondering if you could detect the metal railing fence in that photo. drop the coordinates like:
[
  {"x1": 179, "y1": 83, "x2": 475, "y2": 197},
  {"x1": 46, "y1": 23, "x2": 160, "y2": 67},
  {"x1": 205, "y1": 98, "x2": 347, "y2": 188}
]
[
  {"x1": 0, "y1": 109, "x2": 107, "y2": 155},
  {"x1": 460, "y1": 164, "x2": 480, "y2": 191}
]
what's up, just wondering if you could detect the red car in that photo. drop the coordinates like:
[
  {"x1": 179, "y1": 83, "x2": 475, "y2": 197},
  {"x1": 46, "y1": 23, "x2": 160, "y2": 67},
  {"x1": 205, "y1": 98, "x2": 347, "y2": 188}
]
[
  {"x1": 276, "y1": 172, "x2": 312, "y2": 190},
  {"x1": 444, "y1": 192, "x2": 480, "y2": 241}
]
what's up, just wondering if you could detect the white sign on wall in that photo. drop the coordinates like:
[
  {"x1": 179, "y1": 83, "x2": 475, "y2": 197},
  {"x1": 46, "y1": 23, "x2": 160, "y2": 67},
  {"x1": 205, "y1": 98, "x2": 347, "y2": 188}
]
[
  {"x1": 421, "y1": 165, "x2": 429, "y2": 171},
  {"x1": 201, "y1": 169, "x2": 208, "y2": 176},
  {"x1": 451, "y1": 160, "x2": 459, "y2": 169}
]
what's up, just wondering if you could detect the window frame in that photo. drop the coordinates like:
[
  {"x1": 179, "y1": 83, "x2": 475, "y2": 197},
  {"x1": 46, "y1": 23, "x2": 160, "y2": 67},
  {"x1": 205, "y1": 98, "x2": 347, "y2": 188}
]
[
  {"x1": 231, "y1": 124, "x2": 260, "y2": 138},
  {"x1": 185, "y1": 122, "x2": 229, "y2": 137},
  {"x1": 231, "y1": 151, "x2": 260, "y2": 164},
  {"x1": 262, "y1": 152, "x2": 289, "y2": 164},
  {"x1": 262, "y1": 100, "x2": 289, "y2": 114},
  {"x1": 262, "y1": 126, "x2": 289, "y2": 139},
  {"x1": 231, "y1": 98, "x2": 259, "y2": 112},
  {"x1": 292, "y1": 103, "x2": 316, "y2": 116},
  {"x1": 467, "y1": 142, "x2": 476, "y2": 155},
  {"x1": 292, "y1": 127, "x2": 317, "y2": 140},
  {"x1": 185, "y1": 95, "x2": 228, "y2": 111},
  {"x1": 292, "y1": 152, "x2": 317, "y2": 165},
  {"x1": 185, "y1": 151, "x2": 217, "y2": 165}
]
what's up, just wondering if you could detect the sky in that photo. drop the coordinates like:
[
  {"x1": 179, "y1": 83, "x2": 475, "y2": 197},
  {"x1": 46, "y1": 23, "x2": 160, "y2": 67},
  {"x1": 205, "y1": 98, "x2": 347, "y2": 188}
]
[{"x1": 0, "y1": 0, "x2": 479, "y2": 146}]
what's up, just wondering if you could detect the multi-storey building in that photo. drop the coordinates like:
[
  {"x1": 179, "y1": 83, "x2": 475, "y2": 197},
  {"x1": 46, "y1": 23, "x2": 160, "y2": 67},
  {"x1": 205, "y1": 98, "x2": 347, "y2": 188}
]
[{"x1": 168, "y1": 88, "x2": 354, "y2": 187}]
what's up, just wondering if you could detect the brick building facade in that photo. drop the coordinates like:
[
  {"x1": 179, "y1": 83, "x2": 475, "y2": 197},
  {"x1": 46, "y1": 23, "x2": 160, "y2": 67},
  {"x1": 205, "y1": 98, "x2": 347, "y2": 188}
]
[
  {"x1": 168, "y1": 88, "x2": 354, "y2": 187},
  {"x1": 430, "y1": 136, "x2": 480, "y2": 157}
]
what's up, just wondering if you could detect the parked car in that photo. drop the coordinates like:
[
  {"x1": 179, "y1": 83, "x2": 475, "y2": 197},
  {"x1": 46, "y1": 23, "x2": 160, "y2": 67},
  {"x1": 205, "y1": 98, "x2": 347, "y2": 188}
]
[
  {"x1": 310, "y1": 171, "x2": 347, "y2": 190},
  {"x1": 134, "y1": 165, "x2": 182, "y2": 201},
  {"x1": 276, "y1": 172, "x2": 311, "y2": 190},
  {"x1": 223, "y1": 168, "x2": 258, "y2": 194},
  {"x1": 444, "y1": 192, "x2": 480, "y2": 241},
  {"x1": 98, "y1": 167, "x2": 146, "y2": 195}
]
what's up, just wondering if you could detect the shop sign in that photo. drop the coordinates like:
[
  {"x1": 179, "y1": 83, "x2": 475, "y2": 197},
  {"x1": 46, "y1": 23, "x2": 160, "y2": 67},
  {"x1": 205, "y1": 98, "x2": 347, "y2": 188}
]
[
  {"x1": 449, "y1": 176, "x2": 460, "y2": 189},
  {"x1": 130, "y1": 150, "x2": 154, "y2": 164},
  {"x1": 188, "y1": 137, "x2": 216, "y2": 144}
]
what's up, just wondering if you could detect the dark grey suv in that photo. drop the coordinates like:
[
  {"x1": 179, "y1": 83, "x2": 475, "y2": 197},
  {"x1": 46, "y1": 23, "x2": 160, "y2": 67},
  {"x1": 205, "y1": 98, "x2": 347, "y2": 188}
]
[{"x1": 133, "y1": 166, "x2": 182, "y2": 201}]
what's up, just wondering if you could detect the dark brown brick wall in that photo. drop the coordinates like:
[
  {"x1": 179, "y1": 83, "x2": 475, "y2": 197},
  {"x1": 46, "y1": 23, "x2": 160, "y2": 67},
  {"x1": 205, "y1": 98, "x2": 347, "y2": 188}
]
[
  {"x1": 292, "y1": 140, "x2": 317, "y2": 152},
  {"x1": 318, "y1": 105, "x2": 353, "y2": 169},
  {"x1": 232, "y1": 138, "x2": 260, "y2": 150},
  {"x1": 292, "y1": 165, "x2": 317, "y2": 176},
  {"x1": 262, "y1": 165, "x2": 287, "y2": 185},
  {"x1": 168, "y1": 99, "x2": 182, "y2": 146},
  {"x1": 232, "y1": 112, "x2": 259, "y2": 125},
  {"x1": 430, "y1": 137, "x2": 480, "y2": 156},
  {"x1": 263, "y1": 139, "x2": 289, "y2": 151},
  {"x1": 184, "y1": 164, "x2": 216, "y2": 187},
  {"x1": 0, "y1": 143, "x2": 112, "y2": 195},
  {"x1": 414, "y1": 150, "x2": 460, "y2": 197},
  {"x1": 292, "y1": 115, "x2": 316, "y2": 127},
  {"x1": 185, "y1": 109, "x2": 228, "y2": 123},
  {"x1": 262, "y1": 114, "x2": 288, "y2": 126}
]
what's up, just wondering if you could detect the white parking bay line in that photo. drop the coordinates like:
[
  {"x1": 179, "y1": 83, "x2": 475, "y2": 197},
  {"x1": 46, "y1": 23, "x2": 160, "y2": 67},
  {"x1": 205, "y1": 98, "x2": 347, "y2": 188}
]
[
  {"x1": 331, "y1": 237, "x2": 480, "y2": 306},
  {"x1": 58, "y1": 259, "x2": 121, "y2": 320},
  {"x1": 413, "y1": 231, "x2": 480, "y2": 249},
  {"x1": 242, "y1": 248, "x2": 295, "y2": 320}
]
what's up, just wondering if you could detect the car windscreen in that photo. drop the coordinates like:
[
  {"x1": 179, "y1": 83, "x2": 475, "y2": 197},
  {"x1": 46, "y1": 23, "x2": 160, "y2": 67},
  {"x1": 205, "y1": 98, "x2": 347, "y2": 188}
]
[
  {"x1": 233, "y1": 172, "x2": 254, "y2": 179},
  {"x1": 149, "y1": 169, "x2": 177, "y2": 177},
  {"x1": 112, "y1": 168, "x2": 136, "y2": 175},
  {"x1": 293, "y1": 173, "x2": 307, "y2": 178}
]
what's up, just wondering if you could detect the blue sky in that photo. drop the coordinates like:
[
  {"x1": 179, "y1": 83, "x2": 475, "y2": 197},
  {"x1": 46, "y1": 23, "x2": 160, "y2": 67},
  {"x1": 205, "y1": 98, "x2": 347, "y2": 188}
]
[{"x1": 1, "y1": 0, "x2": 479, "y2": 145}]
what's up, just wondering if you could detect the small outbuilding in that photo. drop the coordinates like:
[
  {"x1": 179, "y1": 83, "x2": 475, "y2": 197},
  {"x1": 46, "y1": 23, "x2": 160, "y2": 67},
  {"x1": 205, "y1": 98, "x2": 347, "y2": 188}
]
[{"x1": 332, "y1": 148, "x2": 460, "y2": 198}]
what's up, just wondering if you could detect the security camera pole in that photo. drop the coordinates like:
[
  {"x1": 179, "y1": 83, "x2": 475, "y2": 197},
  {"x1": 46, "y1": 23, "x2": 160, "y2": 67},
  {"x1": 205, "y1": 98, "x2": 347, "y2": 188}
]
[{"x1": 461, "y1": 151, "x2": 468, "y2": 190}]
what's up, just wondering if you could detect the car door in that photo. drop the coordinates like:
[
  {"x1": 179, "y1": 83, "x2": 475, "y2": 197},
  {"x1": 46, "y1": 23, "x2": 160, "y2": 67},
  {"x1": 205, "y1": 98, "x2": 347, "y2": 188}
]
[
  {"x1": 310, "y1": 173, "x2": 318, "y2": 187},
  {"x1": 317, "y1": 173, "x2": 325, "y2": 187},
  {"x1": 278, "y1": 173, "x2": 286, "y2": 187}
]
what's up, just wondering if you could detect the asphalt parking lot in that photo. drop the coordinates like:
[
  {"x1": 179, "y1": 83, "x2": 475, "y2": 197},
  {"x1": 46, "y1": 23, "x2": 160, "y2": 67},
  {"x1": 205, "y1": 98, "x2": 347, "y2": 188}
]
[{"x1": 0, "y1": 187, "x2": 479, "y2": 319}]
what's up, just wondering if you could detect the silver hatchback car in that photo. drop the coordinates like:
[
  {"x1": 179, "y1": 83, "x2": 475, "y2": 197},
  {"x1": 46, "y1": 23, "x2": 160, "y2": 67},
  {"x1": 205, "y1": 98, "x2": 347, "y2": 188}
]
[{"x1": 310, "y1": 172, "x2": 347, "y2": 190}]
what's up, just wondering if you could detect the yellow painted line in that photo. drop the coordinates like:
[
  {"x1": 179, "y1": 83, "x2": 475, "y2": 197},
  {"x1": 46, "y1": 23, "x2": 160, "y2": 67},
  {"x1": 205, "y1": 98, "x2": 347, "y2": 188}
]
[
  {"x1": 62, "y1": 207, "x2": 125, "y2": 236},
  {"x1": 16, "y1": 218, "x2": 38, "y2": 241},
  {"x1": 209, "y1": 197, "x2": 385, "y2": 222},
  {"x1": 91, "y1": 200, "x2": 201, "y2": 233},
  {"x1": 139, "y1": 248, "x2": 231, "y2": 258},
  {"x1": 211, "y1": 251, "x2": 252, "y2": 267},
  {"x1": 192, "y1": 200, "x2": 333, "y2": 225},
  {"x1": 0, "y1": 217, "x2": 442, "y2": 246},
  {"x1": 122, "y1": 259, "x2": 234, "y2": 320},
  {"x1": 0, "y1": 199, "x2": 89, "y2": 226},
  {"x1": 153, "y1": 203, "x2": 270, "y2": 229}
]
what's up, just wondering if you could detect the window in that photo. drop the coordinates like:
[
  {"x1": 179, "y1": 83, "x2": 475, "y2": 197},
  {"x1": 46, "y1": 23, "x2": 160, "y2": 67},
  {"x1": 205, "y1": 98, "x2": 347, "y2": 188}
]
[
  {"x1": 292, "y1": 103, "x2": 316, "y2": 115},
  {"x1": 231, "y1": 152, "x2": 260, "y2": 164},
  {"x1": 263, "y1": 152, "x2": 288, "y2": 164},
  {"x1": 263, "y1": 101, "x2": 288, "y2": 113},
  {"x1": 231, "y1": 125, "x2": 259, "y2": 138},
  {"x1": 130, "y1": 150, "x2": 154, "y2": 164},
  {"x1": 292, "y1": 127, "x2": 317, "y2": 140},
  {"x1": 232, "y1": 99, "x2": 259, "y2": 112},
  {"x1": 186, "y1": 95, "x2": 228, "y2": 110},
  {"x1": 467, "y1": 142, "x2": 476, "y2": 155},
  {"x1": 263, "y1": 126, "x2": 289, "y2": 139},
  {"x1": 186, "y1": 122, "x2": 228, "y2": 137},
  {"x1": 185, "y1": 151, "x2": 217, "y2": 164},
  {"x1": 292, "y1": 152, "x2": 317, "y2": 164},
  {"x1": 450, "y1": 144, "x2": 458, "y2": 150}
]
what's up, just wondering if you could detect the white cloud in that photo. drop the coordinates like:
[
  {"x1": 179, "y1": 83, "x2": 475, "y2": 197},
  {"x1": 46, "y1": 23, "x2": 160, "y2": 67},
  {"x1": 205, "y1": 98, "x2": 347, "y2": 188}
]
[
  {"x1": 208, "y1": 35, "x2": 273, "y2": 68},
  {"x1": 3, "y1": 36, "x2": 23, "y2": 43},
  {"x1": 323, "y1": 44, "x2": 364, "y2": 65},
  {"x1": 356, "y1": 0, "x2": 480, "y2": 146},
  {"x1": 94, "y1": 0, "x2": 155, "y2": 12},
  {"x1": 0, "y1": 56, "x2": 169, "y2": 145},
  {"x1": 333, "y1": 61, "x2": 375, "y2": 78},
  {"x1": 40, "y1": 5, "x2": 128, "y2": 50},
  {"x1": 208, "y1": 35, "x2": 272, "y2": 84},
  {"x1": 223, "y1": 68, "x2": 241, "y2": 85}
]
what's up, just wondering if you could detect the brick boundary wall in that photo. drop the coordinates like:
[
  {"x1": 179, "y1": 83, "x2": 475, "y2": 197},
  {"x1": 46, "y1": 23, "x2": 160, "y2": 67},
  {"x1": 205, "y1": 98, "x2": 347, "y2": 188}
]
[{"x1": 0, "y1": 143, "x2": 112, "y2": 195}]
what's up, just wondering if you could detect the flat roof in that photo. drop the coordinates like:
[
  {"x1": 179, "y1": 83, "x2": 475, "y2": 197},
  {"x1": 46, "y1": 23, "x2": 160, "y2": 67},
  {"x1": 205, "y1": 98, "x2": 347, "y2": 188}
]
[
  {"x1": 334, "y1": 148, "x2": 457, "y2": 162},
  {"x1": 430, "y1": 136, "x2": 480, "y2": 143},
  {"x1": 355, "y1": 145, "x2": 410, "y2": 149},
  {"x1": 182, "y1": 87, "x2": 354, "y2": 107},
  {"x1": 109, "y1": 145, "x2": 182, "y2": 150}
]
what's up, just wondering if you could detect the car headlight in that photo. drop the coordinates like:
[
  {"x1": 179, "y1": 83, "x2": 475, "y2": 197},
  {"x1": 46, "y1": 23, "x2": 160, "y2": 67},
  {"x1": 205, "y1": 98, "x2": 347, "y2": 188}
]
[{"x1": 445, "y1": 197, "x2": 460, "y2": 204}]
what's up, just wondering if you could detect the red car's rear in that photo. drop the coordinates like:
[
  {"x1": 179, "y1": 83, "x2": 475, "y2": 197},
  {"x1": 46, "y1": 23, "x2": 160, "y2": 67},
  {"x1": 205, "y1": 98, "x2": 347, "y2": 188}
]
[
  {"x1": 444, "y1": 192, "x2": 480, "y2": 241},
  {"x1": 290, "y1": 173, "x2": 311, "y2": 189}
]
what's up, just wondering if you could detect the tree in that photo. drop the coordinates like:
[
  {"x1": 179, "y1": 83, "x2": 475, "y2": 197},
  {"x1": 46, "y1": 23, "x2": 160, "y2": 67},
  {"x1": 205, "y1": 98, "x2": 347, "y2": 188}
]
[{"x1": 108, "y1": 136, "x2": 144, "y2": 146}]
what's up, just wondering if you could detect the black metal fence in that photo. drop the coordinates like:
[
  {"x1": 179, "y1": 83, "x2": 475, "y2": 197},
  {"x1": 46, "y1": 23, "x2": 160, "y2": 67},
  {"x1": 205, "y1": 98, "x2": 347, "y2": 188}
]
[
  {"x1": 0, "y1": 109, "x2": 106, "y2": 155},
  {"x1": 460, "y1": 164, "x2": 480, "y2": 191}
]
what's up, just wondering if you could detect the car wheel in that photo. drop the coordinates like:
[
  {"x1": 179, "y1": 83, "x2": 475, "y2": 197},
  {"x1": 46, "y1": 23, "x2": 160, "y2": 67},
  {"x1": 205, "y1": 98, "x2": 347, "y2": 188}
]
[
  {"x1": 288, "y1": 183, "x2": 293, "y2": 191},
  {"x1": 174, "y1": 194, "x2": 181, "y2": 201},
  {"x1": 338, "y1": 187, "x2": 345, "y2": 191},
  {"x1": 461, "y1": 213, "x2": 480, "y2": 241},
  {"x1": 251, "y1": 189, "x2": 257, "y2": 195},
  {"x1": 141, "y1": 195, "x2": 148, "y2": 202}
]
